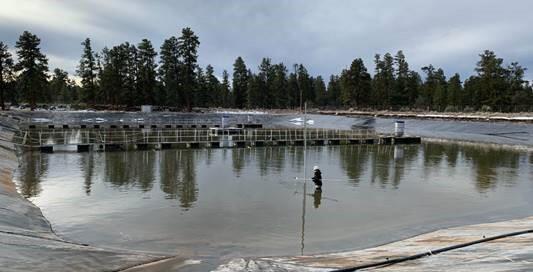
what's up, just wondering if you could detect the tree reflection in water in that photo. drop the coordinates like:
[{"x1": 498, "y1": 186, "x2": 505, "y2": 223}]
[
  {"x1": 17, "y1": 152, "x2": 48, "y2": 198},
  {"x1": 14, "y1": 143, "x2": 529, "y2": 205},
  {"x1": 461, "y1": 145, "x2": 519, "y2": 192},
  {"x1": 159, "y1": 149, "x2": 198, "y2": 209},
  {"x1": 231, "y1": 148, "x2": 247, "y2": 177},
  {"x1": 365, "y1": 145, "x2": 419, "y2": 189},
  {"x1": 80, "y1": 152, "x2": 95, "y2": 195},
  {"x1": 103, "y1": 151, "x2": 156, "y2": 192}
]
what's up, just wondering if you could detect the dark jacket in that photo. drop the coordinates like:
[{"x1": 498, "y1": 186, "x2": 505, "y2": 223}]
[{"x1": 312, "y1": 169, "x2": 322, "y2": 187}]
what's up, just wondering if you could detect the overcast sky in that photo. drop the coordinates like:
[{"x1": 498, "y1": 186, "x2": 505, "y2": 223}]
[{"x1": 1, "y1": 0, "x2": 532, "y2": 81}]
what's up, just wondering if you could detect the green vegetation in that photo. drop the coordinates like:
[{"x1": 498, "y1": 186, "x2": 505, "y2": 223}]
[
  {"x1": 0, "y1": 29, "x2": 532, "y2": 112},
  {"x1": 14, "y1": 31, "x2": 49, "y2": 110},
  {"x1": 0, "y1": 41, "x2": 14, "y2": 110}
]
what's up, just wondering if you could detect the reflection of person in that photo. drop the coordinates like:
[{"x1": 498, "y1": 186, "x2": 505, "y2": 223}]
[
  {"x1": 312, "y1": 165, "x2": 322, "y2": 189},
  {"x1": 313, "y1": 188, "x2": 322, "y2": 208}
]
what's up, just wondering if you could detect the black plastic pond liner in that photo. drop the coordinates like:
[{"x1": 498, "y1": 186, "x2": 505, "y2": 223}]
[{"x1": 330, "y1": 228, "x2": 533, "y2": 272}]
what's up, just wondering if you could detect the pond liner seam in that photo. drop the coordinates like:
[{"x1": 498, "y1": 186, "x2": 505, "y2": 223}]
[
  {"x1": 0, "y1": 229, "x2": 90, "y2": 246},
  {"x1": 329, "y1": 228, "x2": 533, "y2": 272}
]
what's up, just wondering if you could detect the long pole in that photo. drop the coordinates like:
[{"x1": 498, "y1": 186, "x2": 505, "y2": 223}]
[
  {"x1": 295, "y1": 64, "x2": 302, "y2": 113},
  {"x1": 300, "y1": 102, "x2": 307, "y2": 255}
]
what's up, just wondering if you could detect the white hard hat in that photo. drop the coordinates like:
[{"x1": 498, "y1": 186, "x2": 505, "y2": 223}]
[{"x1": 313, "y1": 165, "x2": 319, "y2": 171}]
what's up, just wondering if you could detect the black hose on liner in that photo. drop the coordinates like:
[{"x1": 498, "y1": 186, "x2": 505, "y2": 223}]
[{"x1": 330, "y1": 228, "x2": 533, "y2": 272}]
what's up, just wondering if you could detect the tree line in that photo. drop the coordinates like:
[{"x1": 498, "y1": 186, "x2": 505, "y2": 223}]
[{"x1": 1, "y1": 29, "x2": 532, "y2": 112}]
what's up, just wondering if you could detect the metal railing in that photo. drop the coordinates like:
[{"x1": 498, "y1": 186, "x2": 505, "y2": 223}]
[{"x1": 16, "y1": 128, "x2": 381, "y2": 147}]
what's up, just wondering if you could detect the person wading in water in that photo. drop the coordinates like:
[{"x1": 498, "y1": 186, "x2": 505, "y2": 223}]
[{"x1": 312, "y1": 165, "x2": 322, "y2": 190}]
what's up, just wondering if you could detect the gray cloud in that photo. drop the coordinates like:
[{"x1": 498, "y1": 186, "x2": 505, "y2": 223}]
[{"x1": 1, "y1": 0, "x2": 532, "y2": 81}]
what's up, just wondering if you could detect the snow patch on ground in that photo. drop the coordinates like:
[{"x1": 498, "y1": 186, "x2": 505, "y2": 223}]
[
  {"x1": 65, "y1": 110, "x2": 96, "y2": 113},
  {"x1": 215, "y1": 110, "x2": 267, "y2": 115},
  {"x1": 30, "y1": 118, "x2": 52, "y2": 123},
  {"x1": 213, "y1": 258, "x2": 326, "y2": 272},
  {"x1": 183, "y1": 259, "x2": 202, "y2": 265},
  {"x1": 81, "y1": 118, "x2": 107, "y2": 123},
  {"x1": 289, "y1": 118, "x2": 315, "y2": 125}
]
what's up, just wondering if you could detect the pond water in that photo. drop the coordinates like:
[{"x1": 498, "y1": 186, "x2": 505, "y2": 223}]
[{"x1": 14, "y1": 143, "x2": 533, "y2": 260}]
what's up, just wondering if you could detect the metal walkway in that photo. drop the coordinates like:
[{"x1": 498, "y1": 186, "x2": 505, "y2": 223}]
[{"x1": 14, "y1": 128, "x2": 421, "y2": 152}]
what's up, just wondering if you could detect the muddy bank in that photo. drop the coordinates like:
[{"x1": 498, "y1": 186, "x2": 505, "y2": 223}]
[{"x1": 0, "y1": 120, "x2": 189, "y2": 272}]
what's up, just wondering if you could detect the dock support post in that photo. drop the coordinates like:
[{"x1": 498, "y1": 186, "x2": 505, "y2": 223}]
[
  {"x1": 40, "y1": 146, "x2": 54, "y2": 153},
  {"x1": 77, "y1": 145, "x2": 90, "y2": 152},
  {"x1": 328, "y1": 140, "x2": 340, "y2": 145},
  {"x1": 188, "y1": 142, "x2": 200, "y2": 149},
  {"x1": 136, "y1": 143, "x2": 149, "y2": 150}
]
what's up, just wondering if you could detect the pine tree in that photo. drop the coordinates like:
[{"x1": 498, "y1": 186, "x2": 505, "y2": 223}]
[
  {"x1": 420, "y1": 65, "x2": 447, "y2": 110},
  {"x1": 49, "y1": 68, "x2": 69, "y2": 104},
  {"x1": 506, "y1": 62, "x2": 527, "y2": 91},
  {"x1": 221, "y1": 70, "x2": 231, "y2": 107},
  {"x1": 257, "y1": 58, "x2": 273, "y2": 108},
  {"x1": 247, "y1": 72, "x2": 262, "y2": 109},
  {"x1": 447, "y1": 73, "x2": 462, "y2": 109},
  {"x1": 0, "y1": 41, "x2": 14, "y2": 110},
  {"x1": 271, "y1": 63, "x2": 289, "y2": 108},
  {"x1": 15, "y1": 31, "x2": 49, "y2": 110},
  {"x1": 313, "y1": 76, "x2": 327, "y2": 107},
  {"x1": 474, "y1": 50, "x2": 507, "y2": 110},
  {"x1": 177, "y1": 27, "x2": 200, "y2": 111},
  {"x1": 433, "y1": 84, "x2": 447, "y2": 111},
  {"x1": 372, "y1": 53, "x2": 395, "y2": 109},
  {"x1": 6, "y1": 28, "x2": 532, "y2": 113},
  {"x1": 136, "y1": 39, "x2": 157, "y2": 105},
  {"x1": 393, "y1": 50, "x2": 410, "y2": 106},
  {"x1": 232, "y1": 57, "x2": 248, "y2": 108},
  {"x1": 339, "y1": 58, "x2": 372, "y2": 107},
  {"x1": 123, "y1": 42, "x2": 138, "y2": 107},
  {"x1": 99, "y1": 43, "x2": 137, "y2": 108},
  {"x1": 195, "y1": 66, "x2": 206, "y2": 107},
  {"x1": 98, "y1": 47, "x2": 112, "y2": 105},
  {"x1": 326, "y1": 75, "x2": 341, "y2": 107},
  {"x1": 77, "y1": 38, "x2": 97, "y2": 107},
  {"x1": 296, "y1": 64, "x2": 312, "y2": 110},
  {"x1": 201, "y1": 64, "x2": 220, "y2": 107},
  {"x1": 159, "y1": 37, "x2": 180, "y2": 107},
  {"x1": 463, "y1": 76, "x2": 479, "y2": 109},
  {"x1": 68, "y1": 81, "x2": 80, "y2": 104},
  {"x1": 287, "y1": 71, "x2": 299, "y2": 108},
  {"x1": 505, "y1": 62, "x2": 527, "y2": 112},
  {"x1": 406, "y1": 71, "x2": 421, "y2": 107}
]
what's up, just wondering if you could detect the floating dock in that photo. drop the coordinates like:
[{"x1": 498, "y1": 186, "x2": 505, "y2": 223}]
[{"x1": 14, "y1": 127, "x2": 421, "y2": 153}]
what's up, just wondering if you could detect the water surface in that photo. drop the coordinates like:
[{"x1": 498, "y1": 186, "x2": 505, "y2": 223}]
[{"x1": 15, "y1": 143, "x2": 533, "y2": 259}]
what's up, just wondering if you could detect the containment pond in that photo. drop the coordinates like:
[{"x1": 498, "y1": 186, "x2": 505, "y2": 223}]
[{"x1": 13, "y1": 143, "x2": 533, "y2": 261}]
